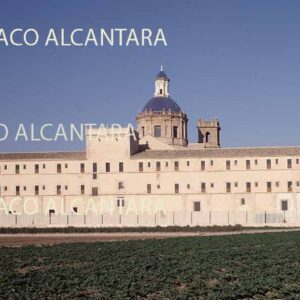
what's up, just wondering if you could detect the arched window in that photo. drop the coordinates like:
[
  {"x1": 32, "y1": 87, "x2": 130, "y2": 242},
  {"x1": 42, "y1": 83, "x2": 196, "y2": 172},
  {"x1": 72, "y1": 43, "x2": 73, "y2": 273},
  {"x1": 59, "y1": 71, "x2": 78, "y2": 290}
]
[{"x1": 205, "y1": 132, "x2": 211, "y2": 143}]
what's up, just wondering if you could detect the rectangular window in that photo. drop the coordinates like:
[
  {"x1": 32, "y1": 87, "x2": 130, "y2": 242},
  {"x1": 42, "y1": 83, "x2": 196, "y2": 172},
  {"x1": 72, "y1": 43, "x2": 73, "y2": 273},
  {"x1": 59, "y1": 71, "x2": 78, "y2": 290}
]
[
  {"x1": 35, "y1": 164, "x2": 39, "y2": 174},
  {"x1": 57, "y1": 185, "x2": 61, "y2": 195},
  {"x1": 201, "y1": 161, "x2": 205, "y2": 171},
  {"x1": 226, "y1": 160, "x2": 231, "y2": 170},
  {"x1": 93, "y1": 174, "x2": 97, "y2": 180},
  {"x1": 43, "y1": 164, "x2": 46, "y2": 169},
  {"x1": 154, "y1": 125, "x2": 161, "y2": 137},
  {"x1": 92, "y1": 187, "x2": 98, "y2": 196},
  {"x1": 16, "y1": 186, "x2": 20, "y2": 196},
  {"x1": 118, "y1": 182, "x2": 124, "y2": 190},
  {"x1": 117, "y1": 198, "x2": 125, "y2": 207},
  {"x1": 275, "y1": 159, "x2": 279, "y2": 165},
  {"x1": 173, "y1": 126, "x2": 178, "y2": 138},
  {"x1": 35, "y1": 185, "x2": 39, "y2": 196},
  {"x1": 15, "y1": 165, "x2": 20, "y2": 174},
  {"x1": 174, "y1": 161, "x2": 179, "y2": 171},
  {"x1": 175, "y1": 183, "x2": 179, "y2": 194},
  {"x1": 193, "y1": 201, "x2": 201, "y2": 212},
  {"x1": 201, "y1": 182, "x2": 206, "y2": 193},
  {"x1": 226, "y1": 182, "x2": 231, "y2": 193},
  {"x1": 246, "y1": 182, "x2": 251, "y2": 193},
  {"x1": 139, "y1": 162, "x2": 143, "y2": 172},
  {"x1": 241, "y1": 198, "x2": 246, "y2": 206},
  {"x1": 187, "y1": 161, "x2": 190, "y2": 167},
  {"x1": 147, "y1": 184, "x2": 151, "y2": 194},
  {"x1": 57, "y1": 164, "x2": 61, "y2": 173},
  {"x1": 156, "y1": 161, "x2": 161, "y2": 172},
  {"x1": 23, "y1": 164, "x2": 26, "y2": 170},
  {"x1": 281, "y1": 200, "x2": 288, "y2": 211},
  {"x1": 210, "y1": 160, "x2": 214, "y2": 166},
  {"x1": 119, "y1": 162, "x2": 124, "y2": 173},
  {"x1": 287, "y1": 159, "x2": 292, "y2": 169},
  {"x1": 141, "y1": 127, "x2": 145, "y2": 137},
  {"x1": 65, "y1": 164, "x2": 68, "y2": 169},
  {"x1": 106, "y1": 162, "x2": 110, "y2": 173},
  {"x1": 288, "y1": 181, "x2": 292, "y2": 192},
  {"x1": 246, "y1": 160, "x2": 251, "y2": 170},
  {"x1": 81, "y1": 185, "x2": 85, "y2": 195},
  {"x1": 267, "y1": 159, "x2": 271, "y2": 169},
  {"x1": 148, "y1": 162, "x2": 151, "y2": 168},
  {"x1": 4, "y1": 165, "x2": 7, "y2": 170},
  {"x1": 267, "y1": 182, "x2": 272, "y2": 192},
  {"x1": 93, "y1": 162, "x2": 97, "y2": 173},
  {"x1": 80, "y1": 163, "x2": 85, "y2": 173}
]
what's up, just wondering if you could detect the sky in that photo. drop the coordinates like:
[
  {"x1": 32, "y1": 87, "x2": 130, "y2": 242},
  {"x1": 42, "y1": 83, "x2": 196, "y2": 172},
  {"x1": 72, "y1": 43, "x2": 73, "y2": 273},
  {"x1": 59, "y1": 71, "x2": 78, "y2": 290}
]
[{"x1": 1, "y1": 0, "x2": 300, "y2": 152}]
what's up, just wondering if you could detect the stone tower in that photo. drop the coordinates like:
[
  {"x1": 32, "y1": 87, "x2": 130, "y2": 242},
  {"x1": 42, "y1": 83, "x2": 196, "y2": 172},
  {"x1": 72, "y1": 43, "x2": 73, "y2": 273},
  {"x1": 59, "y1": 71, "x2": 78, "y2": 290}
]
[
  {"x1": 136, "y1": 67, "x2": 188, "y2": 147},
  {"x1": 197, "y1": 118, "x2": 221, "y2": 148}
]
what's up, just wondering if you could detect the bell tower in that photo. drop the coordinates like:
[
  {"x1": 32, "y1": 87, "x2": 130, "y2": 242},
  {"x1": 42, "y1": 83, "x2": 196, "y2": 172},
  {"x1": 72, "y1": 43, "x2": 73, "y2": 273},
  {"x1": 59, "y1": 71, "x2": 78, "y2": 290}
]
[{"x1": 197, "y1": 119, "x2": 221, "y2": 148}]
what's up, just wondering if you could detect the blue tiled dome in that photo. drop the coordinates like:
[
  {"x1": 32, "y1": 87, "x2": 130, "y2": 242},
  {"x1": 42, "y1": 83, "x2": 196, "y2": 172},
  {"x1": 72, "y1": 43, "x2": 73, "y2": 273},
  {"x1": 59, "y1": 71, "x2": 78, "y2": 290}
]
[
  {"x1": 156, "y1": 70, "x2": 169, "y2": 80},
  {"x1": 142, "y1": 96, "x2": 181, "y2": 113}
]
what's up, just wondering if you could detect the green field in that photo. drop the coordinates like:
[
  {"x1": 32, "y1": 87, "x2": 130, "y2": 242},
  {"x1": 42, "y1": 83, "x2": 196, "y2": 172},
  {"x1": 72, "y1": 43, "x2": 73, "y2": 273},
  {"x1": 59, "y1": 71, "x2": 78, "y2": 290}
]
[{"x1": 0, "y1": 232, "x2": 300, "y2": 299}]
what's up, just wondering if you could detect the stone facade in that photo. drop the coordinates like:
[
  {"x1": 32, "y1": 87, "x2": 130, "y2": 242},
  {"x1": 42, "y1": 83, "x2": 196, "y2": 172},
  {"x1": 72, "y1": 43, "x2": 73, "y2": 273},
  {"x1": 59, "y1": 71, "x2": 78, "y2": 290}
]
[{"x1": 0, "y1": 69, "x2": 300, "y2": 227}]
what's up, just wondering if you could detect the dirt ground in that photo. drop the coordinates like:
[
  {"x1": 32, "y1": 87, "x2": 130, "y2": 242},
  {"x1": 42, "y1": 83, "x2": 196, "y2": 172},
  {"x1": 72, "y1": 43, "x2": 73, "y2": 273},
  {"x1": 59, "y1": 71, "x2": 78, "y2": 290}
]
[{"x1": 0, "y1": 228, "x2": 299, "y2": 247}]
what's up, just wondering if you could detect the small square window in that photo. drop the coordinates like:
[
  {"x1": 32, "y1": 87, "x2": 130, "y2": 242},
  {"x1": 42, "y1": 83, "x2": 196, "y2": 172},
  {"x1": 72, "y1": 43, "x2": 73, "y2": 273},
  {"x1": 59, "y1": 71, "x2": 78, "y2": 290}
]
[
  {"x1": 193, "y1": 201, "x2": 201, "y2": 212},
  {"x1": 210, "y1": 183, "x2": 214, "y2": 188},
  {"x1": 92, "y1": 187, "x2": 98, "y2": 196},
  {"x1": 281, "y1": 200, "x2": 288, "y2": 211}
]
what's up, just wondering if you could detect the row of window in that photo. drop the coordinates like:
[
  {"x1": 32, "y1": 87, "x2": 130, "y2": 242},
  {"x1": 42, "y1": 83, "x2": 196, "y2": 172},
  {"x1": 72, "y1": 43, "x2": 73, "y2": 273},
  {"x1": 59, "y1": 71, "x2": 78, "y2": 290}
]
[
  {"x1": 146, "y1": 181, "x2": 300, "y2": 194},
  {"x1": 1, "y1": 185, "x2": 98, "y2": 196},
  {"x1": 2, "y1": 158, "x2": 299, "y2": 176},
  {"x1": 141, "y1": 125, "x2": 179, "y2": 138},
  {"x1": 1, "y1": 180, "x2": 299, "y2": 196},
  {"x1": 193, "y1": 199, "x2": 289, "y2": 212}
]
